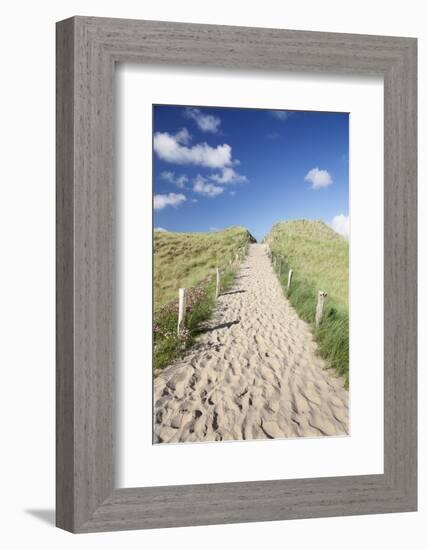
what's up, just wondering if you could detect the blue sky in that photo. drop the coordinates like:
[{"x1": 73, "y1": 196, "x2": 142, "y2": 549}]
[{"x1": 153, "y1": 105, "x2": 349, "y2": 242}]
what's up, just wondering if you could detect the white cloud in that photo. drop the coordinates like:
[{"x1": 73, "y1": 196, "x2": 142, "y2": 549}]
[
  {"x1": 271, "y1": 110, "x2": 289, "y2": 120},
  {"x1": 153, "y1": 193, "x2": 186, "y2": 210},
  {"x1": 176, "y1": 175, "x2": 189, "y2": 188},
  {"x1": 154, "y1": 227, "x2": 168, "y2": 232},
  {"x1": 210, "y1": 167, "x2": 247, "y2": 184},
  {"x1": 193, "y1": 175, "x2": 224, "y2": 197},
  {"x1": 160, "y1": 170, "x2": 175, "y2": 182},
  {"x1": 154, "y1": 131, "x2": 233, "y2": 168},
  {"x1": 330, "y1": 214, "x2": 349, "y2": 239},
  {"x1": 184, "y1": 108, "x2": 221, "y2": 133},
  {"x1": 160, "y1": 171, "x2": 188, "y2": 189},
  {"x1": 304, "y1": 167, "x2": 333, "y2": 190},
  {"x1": 174, "y1": 127, "x2": 191, "y2": 144}
]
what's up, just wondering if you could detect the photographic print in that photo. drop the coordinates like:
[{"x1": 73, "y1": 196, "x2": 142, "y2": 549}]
[{"x1": 153, "y1": 104, "x2": 349, "y2": 444}]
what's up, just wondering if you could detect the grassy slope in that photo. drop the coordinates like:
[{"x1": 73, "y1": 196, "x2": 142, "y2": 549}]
[
  {"x1": 266, "y1": 220, "x2": 349, "y2": 386},
  {"x1": 154, "y1": 227, "x2": 255, "y2": 371},
  {"x1": 154, "y1": 226, "x2": 255, "y2": 309}
]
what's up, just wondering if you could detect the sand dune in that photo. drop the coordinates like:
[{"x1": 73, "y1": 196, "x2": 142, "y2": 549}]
[{"x1": 154, "y1": 243, "x2": 349, "y2": 443}]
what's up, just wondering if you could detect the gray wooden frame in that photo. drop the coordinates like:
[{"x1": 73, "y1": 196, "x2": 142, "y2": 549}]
[{"x1": 56, "y1": 16, "x2": 417, "y2": 533}]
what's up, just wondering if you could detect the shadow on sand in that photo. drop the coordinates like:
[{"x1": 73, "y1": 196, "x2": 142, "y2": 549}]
[
  {"x1": 203, "y1": 319, "x2": 240, "y2": 333},
  {"x1": 220, "y1": 290, "x2": 246, "y2": 296}
]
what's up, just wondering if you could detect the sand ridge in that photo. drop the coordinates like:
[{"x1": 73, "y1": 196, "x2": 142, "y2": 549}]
[{"x1": 154, "y1": 243, "x2": 349, "y2": 443}]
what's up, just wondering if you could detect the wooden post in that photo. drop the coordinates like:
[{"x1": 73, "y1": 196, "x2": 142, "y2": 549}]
[
  {"x1": 315, "y1": 291, "x2": 327, "y2": 327},
  {"x1": 287, "y1": 269, "x2": 293, "y2": 290},
  {"x1": 177, "y1": 288, "x2": 186, "y2": 334},
  {"x1": 215, "y1": 267, "x2": 220, "y2": 299}
]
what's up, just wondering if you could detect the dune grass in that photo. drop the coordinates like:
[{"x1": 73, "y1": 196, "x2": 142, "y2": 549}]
[
  {"x1": 154, "y1": 226, "x2": 255, "y2": 308},
  {"x1": 153, "y1": 227, "x2": 255, "y2": 371},
  {"x1": 266, "y1": 220, "x2": 349, "y2": 387}
]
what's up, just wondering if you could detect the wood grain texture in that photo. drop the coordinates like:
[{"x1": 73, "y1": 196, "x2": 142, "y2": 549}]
[
  {"x1": 56, "y1": 16, "x2": 417, "y2": 533},
  {"x1": 56, "y1": 18, "x2": 75, "y2": 532}
]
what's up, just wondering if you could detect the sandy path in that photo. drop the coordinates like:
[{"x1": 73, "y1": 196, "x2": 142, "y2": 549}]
[{"x1": 154, "y1": 243, "x2": 348, "y2": 443}]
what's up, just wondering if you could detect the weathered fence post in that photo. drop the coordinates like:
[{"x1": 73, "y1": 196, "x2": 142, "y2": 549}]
[
  {"x1": 177, "y1": 288, "x2": 186, "y2": 334},
  {"x1": 215, "y1": 267, "x2": 220, "y2": 299},
  {"x1": 287, "y1": 269, "x2": 293, "y2": 290},
  {"x1": 315, "y1": 291, "x2": 327, "y2": 327}
]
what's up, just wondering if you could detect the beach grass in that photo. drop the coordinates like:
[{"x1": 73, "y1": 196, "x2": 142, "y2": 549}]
[
  {"x1": 266, "y1": 220, "x2": 349, "y2": 387},
  {"x1": 154, "y1": 226, "x2": 255, "y2": 308},
  {"x1": 153, "y1": 226, "x2": 255, "y2": 371}
]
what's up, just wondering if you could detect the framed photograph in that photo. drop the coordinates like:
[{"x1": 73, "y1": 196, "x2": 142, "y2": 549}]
[{"x1": 56, "y1": 17, "x2": 417, "y2": 532}]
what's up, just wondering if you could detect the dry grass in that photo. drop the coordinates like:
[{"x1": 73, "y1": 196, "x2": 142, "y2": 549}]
[
  {"x1": 266, "y1": 220, "x2": 348, "y2": 307},
  {"x1": 266, "y1": 220, "x2": 349, "y2": 386},
  {"x1": 154, "y1": 226, "x2": 255, "y2": 310},
  {"x1": 153, "y1": 226, "x2": 255, "y2": 371}
]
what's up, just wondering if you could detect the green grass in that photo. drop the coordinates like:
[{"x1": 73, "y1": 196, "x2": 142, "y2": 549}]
[
  {"x1": 266, "y1": 220, "x2": 349, "y2": 387},
  {"x1": 154, "y1": 226, "x2": 255, "y2": 308},
  {"x1": 153, "y1": 227, "x2": 255, "y2": 372}
]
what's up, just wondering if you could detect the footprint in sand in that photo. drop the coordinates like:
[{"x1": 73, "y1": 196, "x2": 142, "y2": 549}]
[{"x1": 154, "y1": 244, "x2": 349, "y2": 444}]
